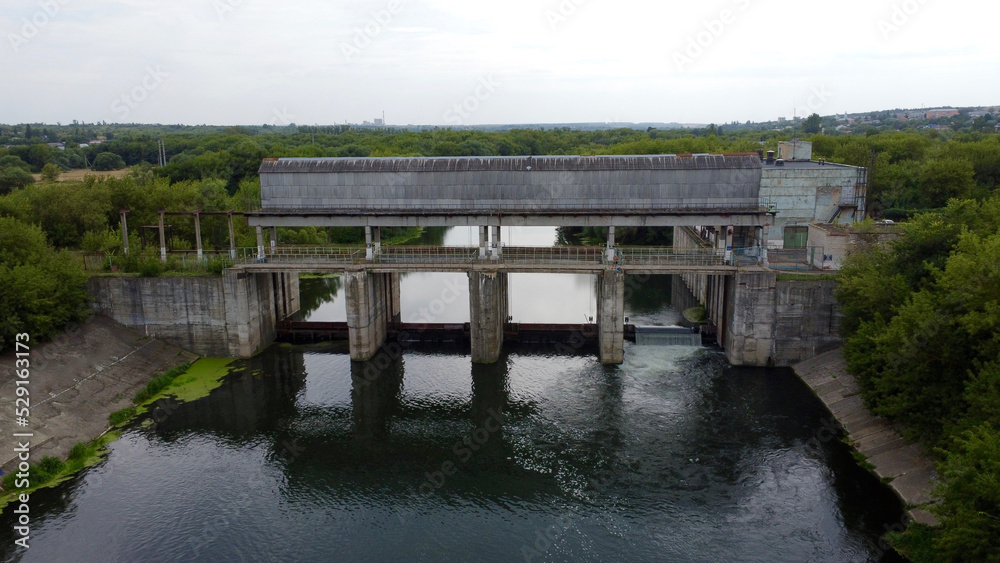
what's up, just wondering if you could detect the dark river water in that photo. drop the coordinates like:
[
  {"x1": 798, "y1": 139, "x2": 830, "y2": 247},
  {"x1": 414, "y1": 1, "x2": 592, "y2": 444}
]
[{"x1": 1, "y1": 227, "x2": 905, "y2": 562}]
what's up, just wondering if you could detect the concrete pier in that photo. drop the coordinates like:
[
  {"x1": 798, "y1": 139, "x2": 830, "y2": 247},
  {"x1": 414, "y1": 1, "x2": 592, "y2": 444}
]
[
  {"x1": 469, "y1": 271, "x2": 508, "y2": 364},
  {"x1": 597, "y1": 270, "x2": 625, "y2": 364},
  {"x1": 344, "y1": 272, "x2": 399, "y2": 361}
]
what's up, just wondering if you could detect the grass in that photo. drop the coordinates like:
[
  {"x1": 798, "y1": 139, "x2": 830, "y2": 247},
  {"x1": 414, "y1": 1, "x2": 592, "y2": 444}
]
[
  {"x1": 852, "y1": 450, "x2": 877, "y2": 472},
  {"x1": 0, "y1": 432, "x2": 120, "y2": 513},
  {"x1": 133, "y1": 363, "x2": 191, "y2": 404}
]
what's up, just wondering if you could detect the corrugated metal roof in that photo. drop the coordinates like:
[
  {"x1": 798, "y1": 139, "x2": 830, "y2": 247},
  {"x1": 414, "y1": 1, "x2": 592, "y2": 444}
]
[{"x1": 258, "y1": 154, "x2": 762, "y2": 175}]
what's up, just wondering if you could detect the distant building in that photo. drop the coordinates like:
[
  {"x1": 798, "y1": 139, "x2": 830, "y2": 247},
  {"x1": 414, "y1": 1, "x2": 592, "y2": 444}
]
[
  {"x1": 924, "y1": 108, "x2": 959, "y2": 119},
  {"x1": 970, "y1": 110, "x2": 990, "y2": 119}
]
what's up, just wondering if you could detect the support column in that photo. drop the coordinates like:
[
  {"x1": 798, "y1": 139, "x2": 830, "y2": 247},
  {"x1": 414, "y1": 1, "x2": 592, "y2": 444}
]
[
  {"x1": 725, "y1": 226, "x2": 734, "y2": 265},
  {"x1": 479, "y1": 226, "x2": 489, "y2": 259},
  {"x1": 194, "y1": 211, "x2": 203, "y2": 261},
  {"x1": 120, "y1": 209, "x2": 130, "y2": 257},
  {"x1": 227, "y1": 212, "x2": 237, "y2": 260},
  {"x1": 345, "y1": 271, "x2": 391, "y2": 361},
  {"x1": 158, "y1": 210, "x2": 167, "y2": 262},
  {"x1": 386, "y1": 272, "x2": 401, "y2": 326},
  {"x1": 365, "y1": 226, "x2": 374, "y2": 261},
  {"x1": 490, "y1": 226, "x2": 502, "y2": 260},
  {"x1": 469, "y1": 271, "x2": 506, "y2": 363},
  {"x1": 606, "y1": 226, "x2": 616, "y2": 262},
  {"x1": 761, "y1": 225, "x2": 770, "y2": 266},
  {"x1": 256, "y1": 226, "x2": 265, "y2": 261},
  {"x1": 597, "y1": 269, "x2": 625, "y2": 364},
  {"x1": 373, "y1": 226, "x2": 382, "y2": 259},
  {"x1": 270, "y1": 227, "x2": 277, "y2": 257}
]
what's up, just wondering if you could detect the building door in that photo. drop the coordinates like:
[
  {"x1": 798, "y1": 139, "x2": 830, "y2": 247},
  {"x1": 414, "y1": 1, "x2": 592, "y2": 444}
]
[{"x1": 784, "y1": 226, "x2": 809, "y2": 249}]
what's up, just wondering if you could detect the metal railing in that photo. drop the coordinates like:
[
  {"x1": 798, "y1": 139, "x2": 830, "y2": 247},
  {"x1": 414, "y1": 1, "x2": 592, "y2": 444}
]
[{"x1": 232, "y1": 245, "x2": 763, "y2": 268}]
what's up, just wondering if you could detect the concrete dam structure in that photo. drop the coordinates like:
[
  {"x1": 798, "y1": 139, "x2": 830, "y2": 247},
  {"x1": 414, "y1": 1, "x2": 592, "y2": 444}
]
[
  {"x1": 241, "y1": 155, "x2": 775, "y2": 365},
  {"x1": 90, "y1": 154, "x2": 838, "y2": 367}
]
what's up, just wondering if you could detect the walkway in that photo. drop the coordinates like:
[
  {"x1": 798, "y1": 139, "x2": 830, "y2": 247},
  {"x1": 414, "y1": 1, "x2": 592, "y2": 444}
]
[{"x1": 230, "y1": 245, "x2": 764, "y2": 274}]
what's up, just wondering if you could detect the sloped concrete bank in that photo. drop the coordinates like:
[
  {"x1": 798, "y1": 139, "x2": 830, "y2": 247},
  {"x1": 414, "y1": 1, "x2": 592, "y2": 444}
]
[
  {"x1": 0, "y1": 316, "x2": 198, "y2": 475},
  {"x1": 792, "y1": 348, "x2": 939, "y2": 526}
]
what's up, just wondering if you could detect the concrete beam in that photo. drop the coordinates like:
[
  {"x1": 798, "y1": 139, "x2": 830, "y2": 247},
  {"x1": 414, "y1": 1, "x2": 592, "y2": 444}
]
[
  {"x1": 246, "y1": 212, "x2": 776, "y2": 229},
  {"x1": 597, "y1": 270, "x2": 625, "y2": 364},
  {"x1": 469, "y1": 271, "x2": 507, "y2": 364}
]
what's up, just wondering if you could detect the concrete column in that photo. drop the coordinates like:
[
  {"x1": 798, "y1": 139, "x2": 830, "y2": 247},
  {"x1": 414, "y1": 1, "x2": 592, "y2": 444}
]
[
  {"x1": 270, "y1": 227, "x2": 277, "y2": 254},
  {"x1": 158, "y1": 210, "x2": 167, "y2": 262},
  {"x1": 725, "y1": 226, "x2": 734, "y2": 264},
  {"x1": 606, "y1": 226, "x2": 616, "y2": 262},
  {"x1": 345, "y1": 271, "x2": 390, "y2": 361},
  {"x1": 365, "y1": 226, "x2": 374, "y2": 261},
  {"x1": 256, "y1": 226, "x2": 265, "y2": 261},
  {"x1": 120, "y1": 210, "x2": 130, "y2": 257},
  {"x1": 597, "y1": 270, "x2": 625, "y2": 364},
  {"x1": 194, "y1": 211, "x2": 203, "y2": 261},
  {"x1": 227, "y1": 212, "x2": 237, "y2": 260},
  {"x1": 479, "y1": 226, "x2": 489, "y2": 259},
  {"x1": 723, "y1": 271, "x2": 777, "y2": 366},
  {"x1": 386, "y1": 272, "x2": 402, "y2": 326},
  {"x1": 469, "y1": 271, "x2": 506, "y2": 363},
  {"x1": 761, "y1": 225, "x2": 770, "y2": 266},
  {"x1": 490, "y1": 226, "x2": 502, "y2": 260}
]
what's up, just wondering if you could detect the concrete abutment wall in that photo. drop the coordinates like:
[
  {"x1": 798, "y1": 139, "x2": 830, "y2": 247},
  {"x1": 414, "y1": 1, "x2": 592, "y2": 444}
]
[
  {"x1": 87, "y1": 271, "x2": 300, "y2": 358},
  {"x1": 469, "y1": 271, "x2": 508, "y2": 364},
  {"x1": 597, "y1": 270, "x2": 625, "y2": 364}
]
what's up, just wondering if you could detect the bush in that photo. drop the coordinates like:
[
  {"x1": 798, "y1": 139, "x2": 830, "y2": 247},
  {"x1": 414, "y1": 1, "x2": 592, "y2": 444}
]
[
  {"x1": 40, "y1": 163, "x2": 62, "y2": 182},
  {"x1": 0, "y1": 167, "x2": 35, "y2": 194},
  {"x1": 92, "y1": 152, "x2": 126, "y2": 171}
]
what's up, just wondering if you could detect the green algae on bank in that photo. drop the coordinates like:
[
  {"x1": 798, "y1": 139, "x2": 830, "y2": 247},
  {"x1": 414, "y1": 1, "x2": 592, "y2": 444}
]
[
  {"x1": 0, "y1": 431, "x2": 121, "y2": 514},
  {"x1": 137, "y1": 357, "x2": 236, "y2": 409}
]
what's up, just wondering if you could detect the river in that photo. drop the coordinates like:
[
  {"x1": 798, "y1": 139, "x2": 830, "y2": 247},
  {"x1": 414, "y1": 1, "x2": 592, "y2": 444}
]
[{"x1": 0, "y1": 227, "x2": 905, "y2": 562}]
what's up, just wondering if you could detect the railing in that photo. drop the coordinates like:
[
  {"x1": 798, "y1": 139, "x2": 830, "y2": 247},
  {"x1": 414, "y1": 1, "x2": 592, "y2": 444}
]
[{"x1": 232, "y1": 245, "x2": 764, "y2": 268}]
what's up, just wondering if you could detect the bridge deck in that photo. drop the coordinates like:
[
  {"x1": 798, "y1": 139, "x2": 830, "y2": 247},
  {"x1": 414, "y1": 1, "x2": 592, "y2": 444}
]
[{"x1": 229, "y1": 245, "x2": 765, "y2": 274}]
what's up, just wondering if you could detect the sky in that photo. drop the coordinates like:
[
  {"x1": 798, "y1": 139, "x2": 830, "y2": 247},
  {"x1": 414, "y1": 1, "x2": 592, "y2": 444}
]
[{"x1": 1, "y1": 0, "x2": 998, "y2": 126}]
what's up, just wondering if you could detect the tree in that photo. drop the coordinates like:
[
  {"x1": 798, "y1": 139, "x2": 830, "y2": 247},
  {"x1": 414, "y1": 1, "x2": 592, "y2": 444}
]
[
  {"x1": 0, "y1": 217, "x2": 89, "y2": 352},
  {"x1": 0, "y1": 167, "x2": 35, "y2": 194},
  {"x1": 40, "y1": 163, "x2": 62, "y2": 182},
  {"x1": 919, "y1": 158, "x2": 976, "y2": 208},
  {"x1": 803, "y1": 113, "x2": 822, "y2": 134},
  {"x1": 92, "y1": 152, "x2": 127, "y2": 171}
]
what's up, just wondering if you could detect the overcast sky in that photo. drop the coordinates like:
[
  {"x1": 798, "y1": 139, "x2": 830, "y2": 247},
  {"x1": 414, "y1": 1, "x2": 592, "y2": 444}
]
[{"x1": 2, "y1": 0, "x2": 997, "y2": 126}]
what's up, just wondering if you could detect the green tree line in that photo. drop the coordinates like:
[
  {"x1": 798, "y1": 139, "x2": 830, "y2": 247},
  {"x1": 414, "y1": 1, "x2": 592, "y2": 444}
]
[{"x1": 837, "y1": 194, "x2": 1000, "y2": 560}]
